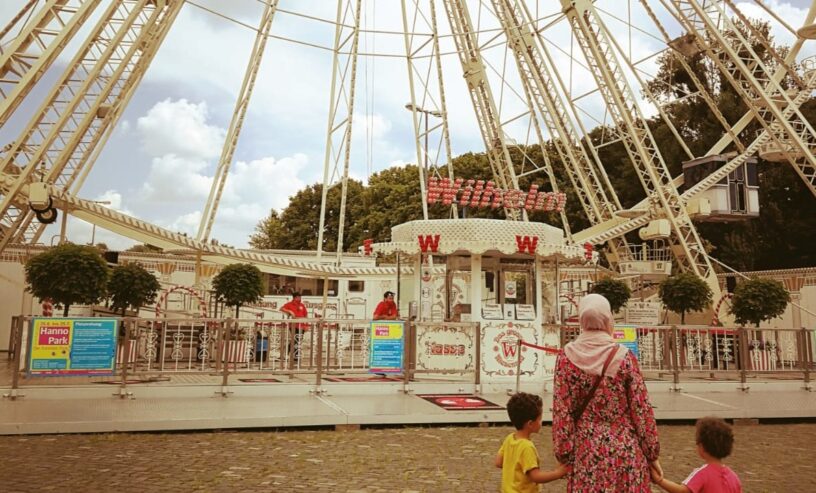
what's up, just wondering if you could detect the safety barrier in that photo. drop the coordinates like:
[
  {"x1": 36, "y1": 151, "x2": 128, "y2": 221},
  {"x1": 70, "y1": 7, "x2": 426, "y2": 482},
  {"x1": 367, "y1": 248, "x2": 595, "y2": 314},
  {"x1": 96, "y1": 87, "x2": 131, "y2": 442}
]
[{"x1": 4, "y1": 316, "x2": 483, "y2": 396}]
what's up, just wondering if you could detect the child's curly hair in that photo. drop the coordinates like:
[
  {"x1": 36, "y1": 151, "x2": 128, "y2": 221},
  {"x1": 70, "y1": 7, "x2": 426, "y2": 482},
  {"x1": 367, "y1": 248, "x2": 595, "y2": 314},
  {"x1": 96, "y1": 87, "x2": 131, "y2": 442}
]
[
  {"x1": 696, "y1": 417, "x2": 734, "y2": 459},
  {"x1": 506, "y1": 392, "x2": 543, "y2": 430}
]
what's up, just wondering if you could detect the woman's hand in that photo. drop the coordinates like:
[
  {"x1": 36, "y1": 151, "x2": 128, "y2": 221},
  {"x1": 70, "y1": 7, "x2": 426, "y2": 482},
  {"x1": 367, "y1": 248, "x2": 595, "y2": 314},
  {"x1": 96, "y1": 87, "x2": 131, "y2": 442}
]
[{"x1": 649, "y1": 459, "x2": 664, "y2": 483}]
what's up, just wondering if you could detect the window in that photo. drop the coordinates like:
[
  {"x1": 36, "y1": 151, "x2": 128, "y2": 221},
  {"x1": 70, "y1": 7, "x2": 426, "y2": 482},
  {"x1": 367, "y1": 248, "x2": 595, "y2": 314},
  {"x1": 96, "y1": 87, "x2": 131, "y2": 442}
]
[
  {"x1": 348, "y1": 280, "x2": 365, "y2": 292},
  {"x1": 264, "y1": 274, "x2": 338, "y2": 297}
]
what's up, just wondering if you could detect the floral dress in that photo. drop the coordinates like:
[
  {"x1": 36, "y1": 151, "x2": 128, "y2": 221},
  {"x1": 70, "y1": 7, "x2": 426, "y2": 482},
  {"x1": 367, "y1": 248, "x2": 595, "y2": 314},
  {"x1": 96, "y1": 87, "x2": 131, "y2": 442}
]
[{"x1": 552, "y1": 349, "x2": 660, "y2": 492}]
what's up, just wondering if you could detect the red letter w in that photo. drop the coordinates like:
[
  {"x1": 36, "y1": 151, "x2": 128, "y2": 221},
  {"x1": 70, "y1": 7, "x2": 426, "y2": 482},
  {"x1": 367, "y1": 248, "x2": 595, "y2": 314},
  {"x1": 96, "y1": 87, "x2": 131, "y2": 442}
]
[
  {"x1": 515, "y1": 235, "x2": 538, "y2": 254},
  {"x1": 501, "y1": 341, "x2": 518, "y2": 358},
  {"x1": 417, "y1": 234, "x2": 441, "y2": 253}
]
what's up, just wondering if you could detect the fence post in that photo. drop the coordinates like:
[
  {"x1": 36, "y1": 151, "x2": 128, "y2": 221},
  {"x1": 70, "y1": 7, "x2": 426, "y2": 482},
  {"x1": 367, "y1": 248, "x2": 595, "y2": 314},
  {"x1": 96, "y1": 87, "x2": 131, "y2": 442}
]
[
  {"x1": 3, "y1": 316, "x2": 24, "y2": 400},
  {"x1": 315, "y1": 320, "x2": 324, "y2": 387},
  {"x1": 738, "y1": 327, "x2": 750, "y2": 392},
  {"x1": 403, "y1": 320, "x2": 411, "y2": 387},
  {"x1": 802, "y1": 327, "x2": 812, "y2": 391},
  {"x1": 474, "y1": 323, "x2": 481, "y2": 387},
  {"x1": 670, "y1": 326, "x2": 681, "y2": 392},
  {"x1": 115, "y1": 318, "x2": 132, "y2": 399},
  {"x1": 515, "y1": 338, "x2": 522, "y2": 394},
  {"x1": 217, "y1": 319, "x2": 233, "y2": 397}
]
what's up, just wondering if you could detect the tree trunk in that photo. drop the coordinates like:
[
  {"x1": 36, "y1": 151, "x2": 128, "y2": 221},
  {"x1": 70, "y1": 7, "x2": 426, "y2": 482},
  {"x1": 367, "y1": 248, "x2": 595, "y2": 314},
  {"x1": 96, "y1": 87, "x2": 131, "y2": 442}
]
[
  {"x1": 235, "y1": 304, "x2": 240, "y2": 318},
  {"x1": 63, "y1": 304, "x2": 70, "y2": 317},
  {"x1": 680, "y1": 311, "x2": 685, "y2": 325}
]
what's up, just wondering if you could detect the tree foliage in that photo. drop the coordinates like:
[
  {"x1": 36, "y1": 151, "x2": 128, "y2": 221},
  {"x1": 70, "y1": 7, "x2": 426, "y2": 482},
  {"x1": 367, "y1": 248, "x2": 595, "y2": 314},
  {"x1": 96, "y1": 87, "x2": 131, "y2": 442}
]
[
  {"x1": 25, "y1": 244, "x2": 109, "y2": 316},
  {"x1": 108, "y1": 263, "x2": 161, "y2": 316},
  {"x1": 590, "y1": 277, "x2": 631, "y2": 313},
  {"x1": 730, "y1": 278, "x2": 790, "y2": 327},
  {"x1": 658, "y1": 273, "x2": 713, "y2": 324},
  {"x1": 212, "y1": 263, "x2": 264, "y2": 317}
]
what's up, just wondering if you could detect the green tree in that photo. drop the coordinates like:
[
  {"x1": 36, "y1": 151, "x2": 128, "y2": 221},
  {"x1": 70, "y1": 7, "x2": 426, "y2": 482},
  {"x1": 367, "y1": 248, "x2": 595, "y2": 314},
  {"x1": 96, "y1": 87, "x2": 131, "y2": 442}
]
[
  {"x1": 108, "y1": 263, "x2": 161, "y2": 316},
  {"x1": 590, "y1": 277, "x2": 631, "y2": 313},
  {"x1": 212, "y1": 263, "x2": 264, "y2": 317},
  {"x1": 730, "y1": 278, "x2": 790, "y2": 327},
  {"x1": 25, "y1": 243, "x2": 109, "y2": 316},
  {"x1": 249, "y1": 209, "x2": 284, "y2": 250},
  {"x1": 658, "y1": 273, "x2": 713, "y2": 324}
]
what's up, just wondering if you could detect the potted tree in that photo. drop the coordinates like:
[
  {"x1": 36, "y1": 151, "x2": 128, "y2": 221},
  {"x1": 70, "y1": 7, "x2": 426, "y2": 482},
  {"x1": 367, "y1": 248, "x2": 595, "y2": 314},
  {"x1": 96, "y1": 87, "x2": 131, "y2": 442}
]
[
  {"x1": 590, "y1": 277, "x2": 631, "y2": 314},
  {"x1": 108, "y1": 263, "x2": 162, "y2": 366},
  {"x1": 658, "y1": 273, "x2": 713, "y2": 324},
  {"x1": 25, "y1": 243, "x2": 109, "y2": 317},
  {"x1": 730, "y1": 278, "x2": 790, "y2": 328},
  {"x1": 212, "y1": 263, "x2": 264, "y2": 364}
]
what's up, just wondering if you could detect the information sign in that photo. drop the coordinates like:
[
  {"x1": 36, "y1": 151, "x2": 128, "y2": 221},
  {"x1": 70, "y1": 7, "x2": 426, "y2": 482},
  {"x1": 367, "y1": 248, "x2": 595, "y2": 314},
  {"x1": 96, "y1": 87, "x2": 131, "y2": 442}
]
[
  {"x1": 369, "y1": 321, "x2": 404, "y2": 374},
  {"x1": 613, "y1": 324, "x2": 640, "y2": 359},
  {"x1": 625, "y1": 301, "x2": 661, "y2": 325},
  {"x1": 28, "y1": 318, "x2": 118, "y2": 376}
]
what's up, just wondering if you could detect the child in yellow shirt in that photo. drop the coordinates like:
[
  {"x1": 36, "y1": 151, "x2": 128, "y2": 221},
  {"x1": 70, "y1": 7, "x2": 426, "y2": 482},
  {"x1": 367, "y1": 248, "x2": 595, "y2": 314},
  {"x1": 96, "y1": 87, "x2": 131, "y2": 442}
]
[{"x1": 495, "y1": 392, "x2": 570, "y2": 493}]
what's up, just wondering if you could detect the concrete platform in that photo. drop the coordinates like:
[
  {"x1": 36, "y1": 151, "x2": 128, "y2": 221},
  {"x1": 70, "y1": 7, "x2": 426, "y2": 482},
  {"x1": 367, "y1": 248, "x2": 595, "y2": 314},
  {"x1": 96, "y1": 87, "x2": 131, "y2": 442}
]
[{"x1": 1, "y1": 373, "x2": 815, "y2": 434}]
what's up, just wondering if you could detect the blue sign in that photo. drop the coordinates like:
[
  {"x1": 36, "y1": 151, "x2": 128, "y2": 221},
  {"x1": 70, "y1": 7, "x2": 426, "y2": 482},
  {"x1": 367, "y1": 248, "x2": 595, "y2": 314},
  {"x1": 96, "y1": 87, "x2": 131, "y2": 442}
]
[
  {"x1": 369, "y1": 321, "x2": 405, "y2": 374},
  {"x1": 29, "y1": 318, "x2": 118, "y2": 376}
]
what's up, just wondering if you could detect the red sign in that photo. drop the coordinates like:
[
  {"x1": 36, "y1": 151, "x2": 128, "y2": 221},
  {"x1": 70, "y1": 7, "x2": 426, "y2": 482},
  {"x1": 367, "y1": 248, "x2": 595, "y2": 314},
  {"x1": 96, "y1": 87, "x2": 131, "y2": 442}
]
[
  {"x1": 417, "y1": 234, "x2": 440, "y2": 253},
  {"x1": 426, "y1": 177, "x2": 566, "y2": 212},
  {"x1": 515, "y1": 235, "x2": 538, "y2": 254}
]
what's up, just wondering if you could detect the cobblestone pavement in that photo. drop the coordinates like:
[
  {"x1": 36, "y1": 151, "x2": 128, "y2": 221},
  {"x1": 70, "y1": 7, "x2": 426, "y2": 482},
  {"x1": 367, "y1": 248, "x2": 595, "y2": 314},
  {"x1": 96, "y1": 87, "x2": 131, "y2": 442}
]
[{"x1": 0, "y1": 423, "x2": 814, "y2": 492}]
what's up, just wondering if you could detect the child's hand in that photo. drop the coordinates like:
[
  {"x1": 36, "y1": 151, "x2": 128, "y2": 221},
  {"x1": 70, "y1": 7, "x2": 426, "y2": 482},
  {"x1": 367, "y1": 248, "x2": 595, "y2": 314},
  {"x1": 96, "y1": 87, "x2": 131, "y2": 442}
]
[
  {"x1": 649, "y1": 460, "x2": 664, "y2": 483},
  {"x1": 553, "y1": 461, "x2": 572, "y2": 479}
]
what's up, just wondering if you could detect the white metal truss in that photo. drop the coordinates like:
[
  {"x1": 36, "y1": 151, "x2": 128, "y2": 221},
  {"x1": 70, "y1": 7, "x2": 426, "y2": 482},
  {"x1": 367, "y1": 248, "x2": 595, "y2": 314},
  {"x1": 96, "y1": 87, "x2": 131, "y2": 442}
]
[
  {"x1": 0, "y1": 0, "x2": 102, "y2": 126},
  {"x1": 560, "y1": 0, "x2": 718, "y2": 292},
  {"x1": 488, "y1": 0, "x2": 655, "y2": 254},
  {"x1": 440, "y1": 0, "x2": 523, "y2": 220},
  {"x1": 316, "y1": 0, "x2": 363, "y2": 261},
  {"x1": 665, "y1": 0, "x2": 816, "y2": 198},
  {"x1": 577, "y1": 1, "x2": 816, "y2": 246},
  {"x1": 0, "y1": 0, "x2": 183, "y2": 250},
  {"x1": 401, "y1": 0, "x2": 455, "y2": 220},
  {"x1": 637, "y1": 0, "x2": 746, "y2": 155},
  {"x1": 197, "y1": 0, "x2": 280, "y2": 243}
]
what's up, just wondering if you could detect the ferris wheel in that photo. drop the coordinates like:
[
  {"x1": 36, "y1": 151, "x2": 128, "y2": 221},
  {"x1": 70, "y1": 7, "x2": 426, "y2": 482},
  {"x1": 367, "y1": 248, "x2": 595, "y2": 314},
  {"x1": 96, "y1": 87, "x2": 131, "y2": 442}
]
[{"x1": 0, "y1": 0, "x2": 814, "y2": 297}]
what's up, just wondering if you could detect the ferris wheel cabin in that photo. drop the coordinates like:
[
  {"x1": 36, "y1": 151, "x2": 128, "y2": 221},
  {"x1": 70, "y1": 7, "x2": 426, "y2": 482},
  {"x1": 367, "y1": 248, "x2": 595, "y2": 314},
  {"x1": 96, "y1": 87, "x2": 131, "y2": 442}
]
[{"x1": 682, "y1": 155, "x2": 760, "y2": 222}]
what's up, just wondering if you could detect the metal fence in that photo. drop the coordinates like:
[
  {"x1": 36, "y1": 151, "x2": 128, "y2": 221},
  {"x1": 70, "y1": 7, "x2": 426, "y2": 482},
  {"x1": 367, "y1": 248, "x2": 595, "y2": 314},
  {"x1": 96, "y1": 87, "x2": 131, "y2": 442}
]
[
  {"x1": 4, "y1": 317, "x2": 813, "y2": 398},
  {"x1": 561, "y1": 324, "x2": 814, "y2": 388}
]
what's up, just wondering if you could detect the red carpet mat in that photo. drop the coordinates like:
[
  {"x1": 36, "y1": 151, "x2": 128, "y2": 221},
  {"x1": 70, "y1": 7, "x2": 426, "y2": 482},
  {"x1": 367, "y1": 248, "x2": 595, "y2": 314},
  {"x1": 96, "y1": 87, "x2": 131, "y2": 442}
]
[
  {"x1": 93, "y1": 379, "x2": 149, "y2": 385},
  {"x1": 417, "y1": 394, "x2": 505, "y2": 411},
  {"x1": 323, "y1": 376, "x2": 403, "y2": 382}
]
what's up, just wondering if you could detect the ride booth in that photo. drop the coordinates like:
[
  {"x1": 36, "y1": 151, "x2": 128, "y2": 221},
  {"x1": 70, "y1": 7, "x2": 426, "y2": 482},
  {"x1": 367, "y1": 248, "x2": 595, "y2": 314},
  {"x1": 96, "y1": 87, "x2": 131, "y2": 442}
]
[{"x1": 372, "y1": 219, "x2": 592, "y2": 385}]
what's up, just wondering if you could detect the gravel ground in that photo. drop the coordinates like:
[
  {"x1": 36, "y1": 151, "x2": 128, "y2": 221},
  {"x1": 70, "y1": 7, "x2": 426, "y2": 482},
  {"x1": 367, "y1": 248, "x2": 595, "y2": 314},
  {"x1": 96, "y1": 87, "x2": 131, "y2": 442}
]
[{"x1": 1, "y1": 422, "x2": 814, "y2": 492}]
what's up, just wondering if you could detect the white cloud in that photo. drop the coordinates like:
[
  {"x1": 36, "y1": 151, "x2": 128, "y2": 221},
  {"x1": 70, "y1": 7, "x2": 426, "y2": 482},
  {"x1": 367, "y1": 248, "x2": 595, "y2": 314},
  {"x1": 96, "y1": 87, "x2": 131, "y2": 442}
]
[
  {"x1": 138, "y1": 154, "x2": 213, "y2": 202},
  {"x1": 136, "y1": 99, "x2": 225, "y2": 159}
]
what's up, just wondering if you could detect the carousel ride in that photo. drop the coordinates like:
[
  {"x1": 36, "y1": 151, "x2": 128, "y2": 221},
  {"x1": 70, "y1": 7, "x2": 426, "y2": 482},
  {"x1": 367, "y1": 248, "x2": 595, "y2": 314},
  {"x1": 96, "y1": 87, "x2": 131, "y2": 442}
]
[{"x1": 1, "y1": 0, "x2": 815, "y2": 325}]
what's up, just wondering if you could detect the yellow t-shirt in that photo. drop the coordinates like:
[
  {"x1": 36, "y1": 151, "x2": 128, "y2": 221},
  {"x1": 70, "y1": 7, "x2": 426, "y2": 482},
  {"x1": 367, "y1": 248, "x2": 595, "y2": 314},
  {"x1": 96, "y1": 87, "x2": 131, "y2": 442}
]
[{"x1": 498, "y1": 432, "x2": 540, "y2": 493}]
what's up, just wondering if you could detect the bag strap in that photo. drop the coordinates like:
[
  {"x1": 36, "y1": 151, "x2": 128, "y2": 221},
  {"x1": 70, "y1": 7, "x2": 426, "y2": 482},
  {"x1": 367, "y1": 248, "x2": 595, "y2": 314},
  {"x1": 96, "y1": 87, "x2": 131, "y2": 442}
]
[{"x1": 573, "y1": 346, "x2": 619, "y2": 422}]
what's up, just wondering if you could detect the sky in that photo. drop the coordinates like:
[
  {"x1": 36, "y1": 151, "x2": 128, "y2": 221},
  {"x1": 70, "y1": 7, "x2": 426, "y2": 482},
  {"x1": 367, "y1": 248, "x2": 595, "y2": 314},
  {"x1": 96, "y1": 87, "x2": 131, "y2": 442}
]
[{"x1": 0, "y1": 0, "x2": 812, "y2": 250}]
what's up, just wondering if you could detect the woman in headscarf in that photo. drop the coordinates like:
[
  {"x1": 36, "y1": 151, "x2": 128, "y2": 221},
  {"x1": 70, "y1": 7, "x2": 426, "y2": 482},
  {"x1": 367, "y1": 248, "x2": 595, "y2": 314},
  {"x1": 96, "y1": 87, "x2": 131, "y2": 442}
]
[{"x1": 552, "y1": 293, "x2": 662, "y2": 492}]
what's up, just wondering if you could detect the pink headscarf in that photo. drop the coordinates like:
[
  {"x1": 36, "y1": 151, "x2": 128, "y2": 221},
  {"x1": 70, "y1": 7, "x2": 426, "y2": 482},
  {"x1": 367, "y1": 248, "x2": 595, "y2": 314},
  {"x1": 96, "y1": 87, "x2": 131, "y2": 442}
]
[{"x1": 564, "y1": 293, "x2": 627, "y2": 377}]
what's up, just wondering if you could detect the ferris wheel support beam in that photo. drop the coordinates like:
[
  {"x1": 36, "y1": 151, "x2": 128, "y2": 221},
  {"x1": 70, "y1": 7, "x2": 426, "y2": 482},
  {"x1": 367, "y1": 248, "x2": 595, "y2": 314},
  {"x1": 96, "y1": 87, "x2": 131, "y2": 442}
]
[
  {"x1": 440, "y1": 0, "x2": 524, "y2": 221},
  {"x1": 0, "y1": 0, "x2": 183, "y2": 251},
  {"x1": 667, "y1": 0, "x2": 816, "y2": 197},
  {"x1": 197, "y1": 0, "x2": 280, "y2": 243},
  {"x1": 579, "y1": 62, "x2": 816, "y2": 247},
  {"x1": 493, "y1": 0, "x2": 635, "y2": 245},
  {"x1": 316, "y1": 0, "x2": 362, "y2": 261},
  {"x1": 0, "y1": 0, "x2": 102, "y2": 127},
  {"x1": 401, "y1": 0, "x2": 458, "y2": 220},
  {"x1": 561, "y1": 0, "x2": 718, "y2": 294},
  {"x1": 579, "y1": 1, "x2": 816, "y2": 245},
  {"x1": 638, "y1": 0, "x2": 746, "y2": 154}
]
